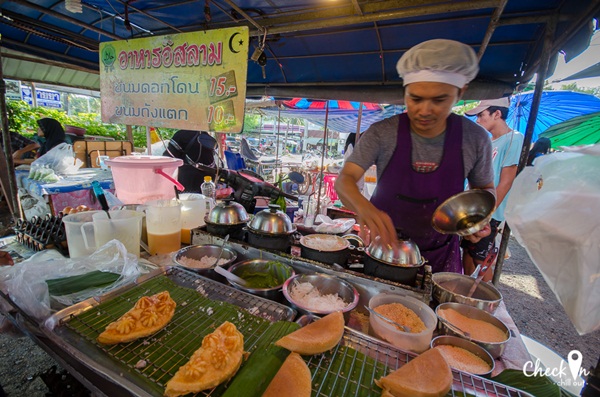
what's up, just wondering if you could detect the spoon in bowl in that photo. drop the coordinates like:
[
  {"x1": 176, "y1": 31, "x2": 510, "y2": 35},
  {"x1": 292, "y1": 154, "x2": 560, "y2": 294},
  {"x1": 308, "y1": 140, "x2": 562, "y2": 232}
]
[
  {"x1": 364, "y1": 305, "x2": 411, "y2": 333},
  {"x1": 212, "y1": 235, "x2": 248, "y2": 286}
]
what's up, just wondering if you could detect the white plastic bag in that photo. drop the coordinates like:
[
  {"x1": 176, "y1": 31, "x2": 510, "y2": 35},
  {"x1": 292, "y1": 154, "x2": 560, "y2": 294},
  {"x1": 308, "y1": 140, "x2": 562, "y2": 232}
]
[
  {"x1": 314, "y1": 215, "x2": 356, "y2": 234},
  {"x1": 0, "y1": 240, "x2": 141, "y2": 323},
  {"x1": 31, "y1": 142, "x2": 82, "y2": 176},
  {"x1": 505, "y1": 146, "x2": 600, "y2": 335}
]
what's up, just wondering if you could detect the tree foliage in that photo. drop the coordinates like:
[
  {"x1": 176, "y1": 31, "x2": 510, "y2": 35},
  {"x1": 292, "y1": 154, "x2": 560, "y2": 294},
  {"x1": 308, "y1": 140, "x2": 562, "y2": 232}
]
[{"x1": 5, "y1": 100, "x2": 176, "y2": 148}]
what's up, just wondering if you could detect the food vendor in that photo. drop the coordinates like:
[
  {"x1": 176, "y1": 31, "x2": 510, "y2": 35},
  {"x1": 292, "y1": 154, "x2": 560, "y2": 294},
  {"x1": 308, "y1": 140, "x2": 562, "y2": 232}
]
[{"x1": 335, "y1": 39, "x2": 495, "y2": 273}]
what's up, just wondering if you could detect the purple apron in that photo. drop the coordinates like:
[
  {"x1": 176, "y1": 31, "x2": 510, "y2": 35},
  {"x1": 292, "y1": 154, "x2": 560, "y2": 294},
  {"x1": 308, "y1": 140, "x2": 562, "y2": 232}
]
[{"x1": 370, "y1": 113, "x2": 464, "y2": 273}]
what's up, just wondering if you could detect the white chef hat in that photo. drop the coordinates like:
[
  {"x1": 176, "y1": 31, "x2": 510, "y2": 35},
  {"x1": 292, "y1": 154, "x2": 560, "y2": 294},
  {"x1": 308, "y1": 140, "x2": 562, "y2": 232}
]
[{"x1": 396, "y1": 39, "x2": 479, "y2": 88}]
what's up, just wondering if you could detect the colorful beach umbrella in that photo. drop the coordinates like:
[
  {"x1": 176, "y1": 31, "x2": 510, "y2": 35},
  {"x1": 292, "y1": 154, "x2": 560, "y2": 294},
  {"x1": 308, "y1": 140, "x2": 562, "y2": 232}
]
[
  {"x1": 539, "y1": 111, "x2": 600, "y2": 148},
  {"x1": 282, "y1": 98, "x2": 381, "y2": 111},
  {"x1": 506, "y1": 91, "x2": 600, "y2": 142}
]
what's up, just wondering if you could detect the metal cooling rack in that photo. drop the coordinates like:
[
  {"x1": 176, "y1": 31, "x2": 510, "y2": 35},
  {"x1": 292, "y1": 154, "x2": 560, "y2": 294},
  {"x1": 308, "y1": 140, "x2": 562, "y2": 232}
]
[
  {"x1": 47, "y1": 269, "x2": 298, "y2": 397},
  {"x1": 44, "y1": 267, "x2": 533, "y2": 397},
  {"x1": 305, "y1": 328, "x2": 535, "y2": 397}
]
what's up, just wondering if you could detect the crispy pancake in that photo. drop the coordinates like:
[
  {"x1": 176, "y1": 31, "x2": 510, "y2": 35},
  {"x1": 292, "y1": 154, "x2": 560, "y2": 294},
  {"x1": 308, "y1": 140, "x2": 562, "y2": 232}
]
[
  {"x1": 97, "y1": 291, "x2": 176, "y2": 345},
  {"x1": 164, "y1": 321, "x2": 244, "y2": 397}
]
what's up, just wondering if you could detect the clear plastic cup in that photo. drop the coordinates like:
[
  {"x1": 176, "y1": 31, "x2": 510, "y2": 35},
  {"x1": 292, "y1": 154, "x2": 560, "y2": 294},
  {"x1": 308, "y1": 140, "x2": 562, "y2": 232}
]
[{"x1": 145, "y1": 199, "x2": 182, "y2": 255}]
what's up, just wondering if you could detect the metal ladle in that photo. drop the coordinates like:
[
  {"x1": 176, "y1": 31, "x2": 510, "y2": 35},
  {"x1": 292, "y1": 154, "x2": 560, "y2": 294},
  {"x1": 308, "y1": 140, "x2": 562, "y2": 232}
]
[
  {"x1": 438, "y1": 316, "x2": 471, "y2": 339},
  {"x1": 364, "y1": 305, "x2": 411, "y2": 333},
  {"x1": 212, "y1": 235, "x2": 248, "y2": 287}
]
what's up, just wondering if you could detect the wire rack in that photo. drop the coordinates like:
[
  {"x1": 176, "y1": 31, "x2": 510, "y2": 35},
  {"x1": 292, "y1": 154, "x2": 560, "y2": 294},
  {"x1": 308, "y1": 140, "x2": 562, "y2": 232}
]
[
  {"x1": 52, "y1": 268, "x2": 297, "y2": 396},
  {"x1": 307, "y1": 329, "x2": 535, "y2": 397},
  {"x1": 50, "y1": 267, "x2": 533, "y2": 397}
]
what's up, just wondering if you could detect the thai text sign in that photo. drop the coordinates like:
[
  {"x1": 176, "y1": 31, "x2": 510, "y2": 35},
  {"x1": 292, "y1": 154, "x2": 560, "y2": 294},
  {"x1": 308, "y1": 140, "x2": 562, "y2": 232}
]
[{"x1": 99, "y1": 27, "x2": 248, "y2": 132}]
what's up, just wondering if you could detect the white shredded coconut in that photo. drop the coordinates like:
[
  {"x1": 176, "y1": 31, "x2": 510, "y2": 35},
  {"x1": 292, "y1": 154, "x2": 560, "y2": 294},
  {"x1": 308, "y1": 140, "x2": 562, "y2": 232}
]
[
  {"x1": 195, "y1": 285, "x2": 207, "y2": 297},
  {"x1": 178, "y1": 255, "x2": 229, "y2": 269},
  {"x1": 289, "y1": 281, "x2": 348, "y2": 312},
  {"x1": 135, "y1": 359, "x2": 147, "y2": 369},
  {"x1": 303, "y1": 236, "x2": 347, "y2": 251}
]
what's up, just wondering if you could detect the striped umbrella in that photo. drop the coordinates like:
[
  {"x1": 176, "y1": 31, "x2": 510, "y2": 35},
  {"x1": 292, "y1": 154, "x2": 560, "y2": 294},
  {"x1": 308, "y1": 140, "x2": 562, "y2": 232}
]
[
  {"x1": 539, "y1": 111, "x2": 600, "y2": 148},
  {"x1": 282, "y1": 98, "x2": 381, "y2": 110}
]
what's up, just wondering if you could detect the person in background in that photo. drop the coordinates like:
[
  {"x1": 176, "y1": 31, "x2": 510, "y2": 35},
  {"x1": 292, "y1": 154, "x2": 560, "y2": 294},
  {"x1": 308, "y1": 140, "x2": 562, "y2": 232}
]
[
  {"x1": 36, "y1": 118, "x2": 66, "y2": 156},
  {"x1": 463, "y1": 97, "x2": 524, "y2": 280},
  {"x1": 335, "y1": 39, "x2": 495, "y2": 274},
  {"x1": 163, "y1": 129, "x2": 218, "y2": 192},
  {"x1": 526, "y1": 137, "x2": 551, "y2": 166},
  {"x1": 1, "y1": 131, "x2": 40, "y2": 165}
]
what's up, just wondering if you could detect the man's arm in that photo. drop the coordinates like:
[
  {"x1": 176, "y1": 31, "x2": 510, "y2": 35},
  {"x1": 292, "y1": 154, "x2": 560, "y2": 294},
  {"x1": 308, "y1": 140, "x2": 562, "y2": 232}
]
[
  {"x1": 495, "y1": 165, "x2": 518, "y2": 207},
  {"x1": 335, "y1": 162, "x2": 397, "y2": 245}
]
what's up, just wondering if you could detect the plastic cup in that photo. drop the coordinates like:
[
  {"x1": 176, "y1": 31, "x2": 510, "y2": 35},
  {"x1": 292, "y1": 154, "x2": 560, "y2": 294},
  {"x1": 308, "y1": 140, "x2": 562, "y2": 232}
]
[
  {"x1": 145, "y1": 199, "x2": 182, "y2": 255},
  {"x1": 179, "y1": 193, "x2": 211, "y2": 244},
  {"x1": 62, "y1": 210, "x2": 102, "y2": 258},
  {"x1": 81, "y1": 210, "x2": 144, "y2": 257}
]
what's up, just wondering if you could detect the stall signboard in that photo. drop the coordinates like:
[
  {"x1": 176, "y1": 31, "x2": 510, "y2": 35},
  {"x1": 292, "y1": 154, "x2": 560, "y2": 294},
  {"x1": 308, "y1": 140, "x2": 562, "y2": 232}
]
[
  {"x1": 99, "y1": 27, "x2": 248, "y2": 133},
  {"x1": 21, "y1": 86, "x2": 63, "y2": 108}
]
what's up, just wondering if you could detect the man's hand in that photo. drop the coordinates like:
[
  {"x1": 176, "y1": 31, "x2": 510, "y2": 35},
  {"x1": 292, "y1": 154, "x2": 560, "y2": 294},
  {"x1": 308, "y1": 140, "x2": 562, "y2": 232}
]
[
  {"x1": 0, "y1": 251, "x2": 14, "y2": 266},
  {"x1": 357, "y1": 206, "x2": 397, "y2": 246},
  {"x1": 463, "y1": 223, "x2": 491, "y2": 244}
]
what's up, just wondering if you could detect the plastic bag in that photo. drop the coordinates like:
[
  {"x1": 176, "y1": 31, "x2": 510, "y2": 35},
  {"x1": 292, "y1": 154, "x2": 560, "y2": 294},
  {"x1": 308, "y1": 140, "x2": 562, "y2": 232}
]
[
  {"x1": 505, "y1": 146, "x2": 600, "y2": 335},
  {"x1": 0, "y1": 240, "x2": 142, "y2": 324},
  {"x1": 31, "y1": 142, "x2": 82, "y2": 176},
  {"x1": 314, "y1": 215, "x2": 356, "y2": 234}
]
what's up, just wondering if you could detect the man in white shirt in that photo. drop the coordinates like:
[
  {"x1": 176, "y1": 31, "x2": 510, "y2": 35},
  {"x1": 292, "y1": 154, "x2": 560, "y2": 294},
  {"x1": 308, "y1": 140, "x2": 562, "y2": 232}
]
[{"x1": 462, "y1": 97, "x2": 524, "y2": 280}]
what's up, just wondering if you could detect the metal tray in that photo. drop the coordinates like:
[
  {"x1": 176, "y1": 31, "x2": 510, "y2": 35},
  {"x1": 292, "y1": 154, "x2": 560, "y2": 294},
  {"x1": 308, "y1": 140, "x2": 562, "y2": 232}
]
[
  {"x1": 43, "y1": 267, "x2": 296, "y2": 397},
  {"x1": 316, "y1": 328, "x2": 535, "y2": 397},
  {"x1": 42, "y1": 266, "x2": 533, "y2": 397}
]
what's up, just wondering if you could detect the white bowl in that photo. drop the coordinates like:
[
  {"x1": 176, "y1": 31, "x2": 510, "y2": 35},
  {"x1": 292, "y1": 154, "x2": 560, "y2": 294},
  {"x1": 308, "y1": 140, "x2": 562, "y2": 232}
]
[{"x1": 368, "y1": 293, "x2": 437, "y2": 353}]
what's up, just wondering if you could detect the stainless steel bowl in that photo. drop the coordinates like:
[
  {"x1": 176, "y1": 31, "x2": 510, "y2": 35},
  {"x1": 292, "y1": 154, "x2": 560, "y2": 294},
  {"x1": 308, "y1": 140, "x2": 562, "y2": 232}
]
[
  {"x1": 430, "y1": 335, "x2": 495, "y2": 377},
  {"x1": 366, "y1": 236, "x2": 424, "y2": 267},
  {"x1": 282, "y1": 273, "x2": 359, "y2": 322},
  {"x1": 247, "y1": 204, "x2": 296, "y2": 234},
  {"x1": 227, "y1": 259, "x2": 295, "y2": 300},
  {"x1": 432, "y1": 272, "x2": 503, "y2": 313},
  {"x1": 432, "y1": 190, "x2": 496, "y2": 236},
  {"x1": 173, "y1": 244, "x2": 237, "y2": 274},
  {"x1": 435, "y1": 302, "x2": 510, "y2": 359},
  {"x1": 205, "y1": 198, "x2": 250, "y2": 225}
]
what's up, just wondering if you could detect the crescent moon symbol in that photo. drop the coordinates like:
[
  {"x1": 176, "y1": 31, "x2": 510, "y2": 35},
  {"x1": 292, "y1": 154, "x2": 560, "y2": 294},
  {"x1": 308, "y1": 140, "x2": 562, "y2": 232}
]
[{"x1": 229, "y1": 32, "x2": 241, "y2": 54}]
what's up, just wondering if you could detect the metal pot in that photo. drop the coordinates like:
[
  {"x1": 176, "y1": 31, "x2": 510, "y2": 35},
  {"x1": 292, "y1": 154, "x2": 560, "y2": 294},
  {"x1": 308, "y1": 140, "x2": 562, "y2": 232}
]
[
  {"x1": 431, "y1": 272, "x2": 503, "y2": 313},
  {"x1": 246, "y1": 204, "x2": 297, "y2": 252},
  {"x1": 299, "y1": 234, "x2": 351, "y2": 266},
  {"x1": 363, "y1": 236, "x2": 426, "y2": 285},
  {"x1": 226, "y1": 259, "x2": 295, "y2": 301},
  {"x1": 435, "y1": 302, "x2": 511, "y2": 359},
  {"x1": 204, "y1": 198, "x2": 249, "y2": 240},
  {"x1": 247, "y1": 204, "x2": 296, "y2": 234},
  {"x1": 245, "y1": 227, "x2": 297, "y2": 253}
]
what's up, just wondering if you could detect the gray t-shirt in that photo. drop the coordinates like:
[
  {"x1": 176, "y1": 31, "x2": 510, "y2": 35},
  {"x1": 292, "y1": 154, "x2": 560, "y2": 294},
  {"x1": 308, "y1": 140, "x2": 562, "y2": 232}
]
[{"x1": 347, "y1": 114, "x2": 494, "y2": 188}]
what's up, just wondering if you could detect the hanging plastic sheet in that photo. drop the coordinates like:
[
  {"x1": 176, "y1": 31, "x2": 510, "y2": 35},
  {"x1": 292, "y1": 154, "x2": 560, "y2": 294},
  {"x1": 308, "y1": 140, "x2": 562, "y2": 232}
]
[{"x1": 505, "y1": 145, "x2": 600, "y2": 335}]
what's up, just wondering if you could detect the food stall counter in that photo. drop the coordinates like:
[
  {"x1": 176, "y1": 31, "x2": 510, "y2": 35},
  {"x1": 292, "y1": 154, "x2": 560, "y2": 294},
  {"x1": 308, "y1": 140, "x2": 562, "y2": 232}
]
[{"x1": 15, "y1": 168, "x2": 114, "y2": 219}]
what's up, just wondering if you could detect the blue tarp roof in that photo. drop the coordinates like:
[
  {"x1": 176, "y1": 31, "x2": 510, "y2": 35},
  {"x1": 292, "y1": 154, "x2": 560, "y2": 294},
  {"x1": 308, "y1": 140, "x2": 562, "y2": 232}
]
[{"x1": 1, "y1": 1, "x2": 599, "y2": 102}]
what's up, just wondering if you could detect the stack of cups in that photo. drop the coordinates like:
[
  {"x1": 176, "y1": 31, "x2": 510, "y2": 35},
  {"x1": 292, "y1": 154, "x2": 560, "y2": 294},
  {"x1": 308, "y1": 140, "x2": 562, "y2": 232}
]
[{"x1": 145, "y1": 199, "x2": 182, "y2": 255}]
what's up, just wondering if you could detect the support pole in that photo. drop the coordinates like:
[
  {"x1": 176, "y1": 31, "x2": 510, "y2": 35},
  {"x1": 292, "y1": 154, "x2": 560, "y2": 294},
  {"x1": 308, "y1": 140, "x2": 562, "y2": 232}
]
[
  {"x1": 0, "y1": 49, "x2": 20, "y2": 217},
  {"x1": 492, "y1": 15, "x2": 558, "y2": 286},
  {"x1": 316, "y1": 101, "x2": 330, "y2": 215}
]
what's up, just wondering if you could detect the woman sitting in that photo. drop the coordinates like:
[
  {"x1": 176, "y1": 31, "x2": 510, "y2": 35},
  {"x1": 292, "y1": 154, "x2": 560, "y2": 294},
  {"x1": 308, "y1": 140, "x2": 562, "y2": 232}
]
[{"x1": 36, "y1": 118, "x2": 66, "y2": 156}]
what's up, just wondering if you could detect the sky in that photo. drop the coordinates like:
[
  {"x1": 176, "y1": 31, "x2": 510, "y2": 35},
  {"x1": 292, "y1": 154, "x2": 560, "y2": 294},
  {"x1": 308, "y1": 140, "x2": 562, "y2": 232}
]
[{"x1": 546, "y1": 29, "x2": 600, "y2": 89}]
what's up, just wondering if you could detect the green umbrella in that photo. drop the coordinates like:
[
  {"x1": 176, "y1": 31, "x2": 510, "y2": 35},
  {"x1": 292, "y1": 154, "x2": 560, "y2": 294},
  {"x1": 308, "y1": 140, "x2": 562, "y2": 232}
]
[{"x1": 539, "y1": 111, "x2": 600, "y2": 148}]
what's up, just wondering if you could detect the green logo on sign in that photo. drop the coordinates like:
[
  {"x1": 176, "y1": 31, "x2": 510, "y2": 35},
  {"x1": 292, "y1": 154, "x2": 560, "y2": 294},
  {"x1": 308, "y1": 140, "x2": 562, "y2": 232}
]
[{"x1": 101, "y1": 44, "x2": 116, "y2": 72}]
